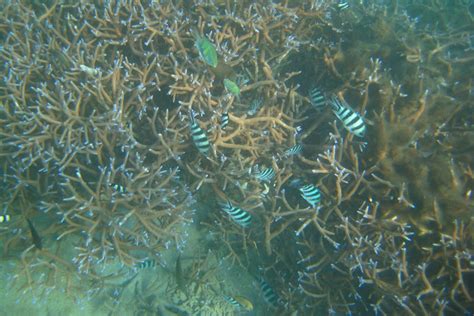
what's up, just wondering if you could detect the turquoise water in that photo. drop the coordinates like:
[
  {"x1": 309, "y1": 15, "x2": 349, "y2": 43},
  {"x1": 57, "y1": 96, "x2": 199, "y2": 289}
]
[{"x1": 0, "y1": 1, "x2": 473, "y2": 315}]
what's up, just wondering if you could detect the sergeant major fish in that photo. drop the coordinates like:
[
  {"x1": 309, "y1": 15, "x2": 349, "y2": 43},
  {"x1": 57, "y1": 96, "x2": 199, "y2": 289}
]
[
  {"x1": 309, "y1": 87, "x2": 326, "y2": 110},
  {"x1": 219, "y1": 200, "x2": 252, "y2": 227},
  {"x1": 254, "y1": 165, "x2": 275, "y2": 182},
  {"x1": 224, "y1": 295, "x2": 254, "y2": 311},
  {"x1": 330, "y1": 96, "x2": 366, "y2": 137},
  {"x1": 220, "y1": 112, "x2": 229, "y2": 129},
  {"x1": 189, "y1": 112, "x2": 211, "y2": 155},
  {"x1": 299, "y1": 184, "x2": 321, "y2": 208}
]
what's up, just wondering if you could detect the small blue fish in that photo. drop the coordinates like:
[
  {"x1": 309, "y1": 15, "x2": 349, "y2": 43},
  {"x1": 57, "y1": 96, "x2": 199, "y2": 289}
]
[
  {"x1": 284, "y1": 144, "x2": 303, "y2": 156},
  {"x1": 330, "y1": 96, "x2": 366, "y2": 137},
  {"x1": 220, "y1": 112, "x2": 229, "y2": 129},
  {"x1": 220, "y1": 200, "x2": 252, "y2": 227},
  {"x1": 189, "y1": 113, "x2": 211, "y2": 155},
  {"x1": 299, "y1": 184, "x2": 321, "y2": 208},
  {"x1": 309, "y1": 87, "x2": 326, "y2": 109}
]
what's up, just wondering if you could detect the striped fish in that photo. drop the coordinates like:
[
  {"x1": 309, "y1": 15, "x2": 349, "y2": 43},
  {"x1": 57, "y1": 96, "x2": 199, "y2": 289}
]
[
  {"x1": 220, "y1": 200, "x2": 252, "y2": 227},
  {"x1": 136, "y1": 259, "x2": 157, "y2": 269},
  {"x1": 330, "y1": 96, "x2": 366, "y2": 137},
  {"x1": 189, "y1": 113, "x2": 211, "y2": 154},
  {"x1": 337, "y1": 1, "x2": 349, "y2": 10},
  {"x1": 0, "y1": 214, "x2": 11, "y2": 223},
  {"x1": 255, "y1": 166, "x2": 275, "y2": 182},
  {"x1": 221, "y1": 112, "x2": 229, "y2": 129},
  {"x1": 111, "y1": 183, "x2": 126, "y2": 193},
  {"x1": 309, "y1": 87, "x2": 326, "y2": 109},
  {"x1": 299, "y1": 184, "x2": 321, "y2": 207},
  {"x1": 259, "y1": 278, "x2": 280, "y2": 308},
  {"x1": 284, "y1": 144, "x2": 303, "y2": 156},
  {"x1": 224, "y1": 295, "x2": 253, "y2": 311}
]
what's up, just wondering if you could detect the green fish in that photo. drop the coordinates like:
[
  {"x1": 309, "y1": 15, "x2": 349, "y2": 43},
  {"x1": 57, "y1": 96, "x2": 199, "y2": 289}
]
[
  {"x1": 224, "y1": 79, "x2": 240, "y2": 97},
  {"x1": 195, "y1": 34, "x2": 218, "y2": 68}
]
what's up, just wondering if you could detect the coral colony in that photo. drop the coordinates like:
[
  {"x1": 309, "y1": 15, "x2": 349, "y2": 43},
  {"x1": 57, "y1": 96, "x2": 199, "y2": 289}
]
[{"x1": 0, "y1": 1, "x2": 473, "y2": 315}]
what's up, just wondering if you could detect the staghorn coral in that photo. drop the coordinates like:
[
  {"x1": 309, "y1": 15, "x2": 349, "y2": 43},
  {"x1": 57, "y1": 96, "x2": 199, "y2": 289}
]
[{"x1": 0, "y1": 0, "x2": 472, "y2": 315}]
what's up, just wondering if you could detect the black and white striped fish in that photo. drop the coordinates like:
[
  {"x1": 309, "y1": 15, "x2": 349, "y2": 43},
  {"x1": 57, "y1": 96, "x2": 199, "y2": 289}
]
[
  {"x1": 330, "y1": 96, "x2": 366, "y2": 137},
  {"x1": 136, "y1": 259, "x2": 157, "y2": 269},
  {"x1": 189, "y1": 113, "x2": 211, "y2": 154},
  {"x1": 220, "y1": 112, "x2": 229, "y2": 129},
  {"x1": 299, "y1": 184, "x2": 321, "y2": 208},
  {"x1": 254, "y1": 166, "x2": 275, "y2": 182},
  {"x1": 284, "y1": 144, "x2": 303, "y2": 156},
  {"x1": 111, "y1": 183, "x2": 126, "y2": 194},
  {"x1": 337, "y1": 1, "x2": 349, "y2": 10},
  {"x1": 220, "y1": 200, "x2": 252, "y2": 227},
  {"x1": 223, "y1": 295, "x2": 253, "y2": 311},
  {"x1": 259, "y1": 278, "x2": 280, "y2": 308},
  {"x1": 309, "y1": 87, "x2": 326, "y2": 109},
  {"x1": 0, "y1": 214, "x2": 11, "y2": 223}
]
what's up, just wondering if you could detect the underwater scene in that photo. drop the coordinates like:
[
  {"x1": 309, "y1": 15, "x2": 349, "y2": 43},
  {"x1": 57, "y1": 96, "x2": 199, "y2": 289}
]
[{"x1": 0, "y1": 0, "x2": 473, "y2": 315}]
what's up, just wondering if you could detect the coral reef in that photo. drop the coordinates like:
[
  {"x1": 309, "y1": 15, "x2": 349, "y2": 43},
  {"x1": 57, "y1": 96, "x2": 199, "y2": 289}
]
[{"x1": 0, "y1": 0, "x2": 472, "y2": 314}]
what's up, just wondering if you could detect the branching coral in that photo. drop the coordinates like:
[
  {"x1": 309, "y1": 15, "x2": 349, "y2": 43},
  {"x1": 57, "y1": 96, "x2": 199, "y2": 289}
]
[{"x1": 0, "y1": 0, "x2": 472, "y2": 314}]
